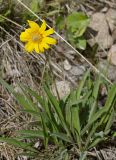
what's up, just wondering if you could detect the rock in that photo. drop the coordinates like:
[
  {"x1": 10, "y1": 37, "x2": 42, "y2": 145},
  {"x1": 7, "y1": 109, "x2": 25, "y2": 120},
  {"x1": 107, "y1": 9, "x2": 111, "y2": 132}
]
[
  {"x1": 88, "y1": 12, "x2": 113, "y2": 50},
  {"x1": 17, "y1": 156, "x2": 28, "y2": 160},
  {"x1": 108, "y1": 45, "x2": 116, "y2": 66},
  {"x1": 101, "y1": 7, "x2": 108, "y2": 13},
  {"x1": 98, "y1": 60, "x2": 116, "y2": 82},
  {"x1": 112, "y1": 29, "x2": 116, "y2": 42},
  {"x1": 106, "y1": 9, "x2": 116, "y2": 32},
  {"x1": 63, "y1": 59, "x2": 72, "y2": 70},
  {"x1": 52, "y1": 81, "x2": 70, "y2": 98},
  {"x1": 69, "y1": 65, "x2": 85, "y2": 76}
]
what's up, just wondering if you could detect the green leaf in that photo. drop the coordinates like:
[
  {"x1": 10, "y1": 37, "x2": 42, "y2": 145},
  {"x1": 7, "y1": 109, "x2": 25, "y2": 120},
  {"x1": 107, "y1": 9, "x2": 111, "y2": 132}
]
[
  {"x1": 79, "y1": 152, "x2": 87, "y2": 160},
  {"x1": 47, "y1": 10, "x2": 60, "y2": 16},
  {"x1": 17, "y1": 130, "x2": 44, "y2": 139},
  {"x1": 51, "y1": 133, "x2": 72, "y2": 143},
  {"x1": 18, "y1": 152, "x2": 37, "y2": 157},
  {"x1": 0, "y1": 137, "x2": 37, "y2": 152},
  {"x1": 81, "y1": 107, "x2": 106, "y2": 136},
  {"x1": 43, "y1": 84, "x2": 70, "y2": 136},
  {"x1": 113, "y1": 132, "x2": 116, "y2": 137},
  {"x1": 0, "y1": 77, "x2": 14, "y2": 94},
  {"x1": 105, "y1": 108, "x2": 115, "y2": 132},
  {"x1": 25, "y1": 87, "x2": 51, "y2": 118},
  {"x1": 21, "y1": 109, "x2": 40, "y2": 116},
  {"x1": 40, "y1": 112, "x2": 49, "y2": 148},
  {"x1": 30, "y1": 0, "x2": 42, "y2": 13},
  {"x1": 56, "y1": 16, "x2": 65, "y2": 31},
  {"x1": 76, "y1": 37, "x2": 86, "y2": 50},
  {"x1": 66, "y1": 12, "x2": 89, "y2": 50},
  {"x1": 15, "y1": 93, "x2": 36, "y2": 111},
  {"x1": 0, "y1": 78, "x2": 38, "y2": 111},
  {"x1": 88, "y1": 137, "x2": 104, "y2": 149},
  {"x1": 82, "y1": 83, "x2": 116, "y2": 136},
  {"x1": 67, "y1": 12, "x2": 90, "y2": 36},
  {"x1": 84, "y1": 122, "x2": 100, "y2": 150},
  {"x1": 88, "y1": 75, "x2": 101, "y2": 122},
  {"x1": 25, "y1": 87, "x2": 61, "y2": 144},
  {"x1": 72, "y1": 70, "x2": 90, "y2": 134},
  {"x1": 104, "y1": 83, "x2": 116, "y2": 112},
  {"x1": 68, "y1": 71, "x2": 90, "y2": 148}
]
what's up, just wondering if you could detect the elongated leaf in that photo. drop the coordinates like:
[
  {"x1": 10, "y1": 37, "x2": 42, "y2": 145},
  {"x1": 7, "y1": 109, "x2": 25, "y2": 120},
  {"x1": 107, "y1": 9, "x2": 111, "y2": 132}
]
[
  {"x1": 0, "y1": 78, "x2": 38, "y2": 111},
  {"x1": 113, "y1": 132, "x2": 116, "y2": 137},
  {"x1": 15, "y1": 93, "x2": 36, "y2": 111},
  {"x1": 100, "y1": 84, "x2": 116, "y2": 125},
  {"x1": 24, "y1": 87, "x2": 60, "y2": 141},
  {"x1": 104, "y1": 83, "x2": 116, "y2": 111},
  {"x1": 0, "y1": 137, "x2": 37, "y2": 152},
  {"x1": 105, "y1": 108, "x2": 115, "y2": 132},
  {"x1": 79, "y1": 152, "x2": 87, "y2": 160},
  {"x1": 76, "y1": 70, "x2": 90, "y2": 98},
  {"x1": 24, "y1": 87, "x2": 45, "y2": 107},
  {"x1": 81, "y1": 107, "x2": 106, "y2": 135},
  {"x1": 25, "y1": 87, "x2": 52, "y2": 118},
  {"x1": 0, "y1": 78, "x2": 14, "y2": 93},
  {"x1": 18, "y1": 152, "x2": 37, "y2": 157},
  {"x1": 44, "y1": 84, "x2": 62, "y2": 118},
  {"x1": 21, "y1": 109, "x2": 40, "y2": 116},
  {"x1": 82, "y1": 84, "x2": 116, "y2": 136},
  {"x1": 84, "y1": 122, "x2": 99, "y2": 150},
  {"x1": 51, "y1": 133, "x2": 72, "y2": 143},
  {"x1": 44, "y1": 84, "x2": 70, "y2": 136},
  {"x1": 40, "y1": 112, "x2": 49, "y2": 148},
  {"x1": 18, "y1": 85, "x2": 39, "y2": 111},
  {"x1": 88, "y1": 137, "x2": 104, "y2": 149},
  {"x1": 88, "y1": 75, "x2": 101, "y2": 121},
  {"x1": 73, "y1": 70, "x2": 90, "y2": 135},
  {"x1": 17, "y1": 130, "x2": 44, "y2": 138}
]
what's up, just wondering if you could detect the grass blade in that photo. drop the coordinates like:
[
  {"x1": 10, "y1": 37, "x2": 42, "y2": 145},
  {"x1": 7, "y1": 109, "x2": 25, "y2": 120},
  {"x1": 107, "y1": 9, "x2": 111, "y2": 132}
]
[
  {"x1": 51, "y1": 133, "x2": 72, "y2": 143},
  {"x1": 17, "y1": 130, "x2": 44, "y2": 138},
  {"x1": 0, "y1": 137, "x2": 37, "y2": 152}
]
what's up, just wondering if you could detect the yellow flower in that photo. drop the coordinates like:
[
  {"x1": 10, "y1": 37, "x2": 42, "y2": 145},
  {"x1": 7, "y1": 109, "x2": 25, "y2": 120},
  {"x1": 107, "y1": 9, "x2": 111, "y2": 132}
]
[{"x1": 20, "y1": 20, "x2": 56, "y2": 53}]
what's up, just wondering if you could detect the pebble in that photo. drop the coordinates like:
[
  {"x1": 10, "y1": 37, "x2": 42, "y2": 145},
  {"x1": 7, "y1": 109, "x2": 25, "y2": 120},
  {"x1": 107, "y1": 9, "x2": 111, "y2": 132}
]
[
  {"x1": 88, "y1": 12, "x2": 113, "y2": 50},
  {"x1": 52, "y1": 81, "x2": 70, "y2": 98},
  {"x1": 108, "y1": 45, "x2": 116, "y2": 66},
  {"x1": 63, "y1": 59, "x2": 72, "y2": 70}
]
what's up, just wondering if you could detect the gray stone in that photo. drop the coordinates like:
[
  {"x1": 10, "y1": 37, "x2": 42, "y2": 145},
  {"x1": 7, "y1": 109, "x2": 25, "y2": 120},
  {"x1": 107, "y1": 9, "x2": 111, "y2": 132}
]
[
  {"x1": 98, "y1": 60, "x2": 116, "y2": 82},
  {"x1": 106, "y1": 9, "x2": 116, "y2": 32},
  {"x1": 63, "y1": 59, "x2": 72, "y2": 70},
  {"x1": 52, "y1": 81, "x2": 70, "y2": 98},
  {"x1": 70, "y1": 65, "x2": 85, "y2": 76},
  {"x1": 108, "y1": 45, "x2": 116, "y2": 66},
  {"x1": 88, "y1": 12, "x2": 113, "y2": 50}
]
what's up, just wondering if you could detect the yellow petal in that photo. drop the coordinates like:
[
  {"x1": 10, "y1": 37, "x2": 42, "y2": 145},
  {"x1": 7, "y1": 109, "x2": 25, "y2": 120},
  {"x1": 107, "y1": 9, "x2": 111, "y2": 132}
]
[
  {"x1": 39, "y1": 44, "x2": 44, "y2": 52},
  {"x1": 42, "y1": 43, "x2": 50, "y2": 49},
  {"x1": 43, "y1": 37, "x2": 56, "y2": 45},
  {"x1": 20, "y1": 32, "x2": 31, "y2": 42},
  {"x1": 25, "y1": 28, "x2": 33, "y2": 34},
  {"x1": 25, "y1": 41, "x2": 35, "y2": 52},
  {"x1": 27, "y1": 20, "x2": 40, "y2": 30},
  {"x1": 44, "y1": 28, "x2": 54, "y2": 36},
  {"x1": 34, "y1": 43, "x2": 40, "y2": 53},
  {"x1": 39, "y1": 20, "x2": 46, "y2": 33}
]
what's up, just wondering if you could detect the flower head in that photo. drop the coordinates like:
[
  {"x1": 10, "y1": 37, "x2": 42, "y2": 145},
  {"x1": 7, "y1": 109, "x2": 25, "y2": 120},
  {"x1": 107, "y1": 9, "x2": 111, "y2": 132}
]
[{"x1": 20, "y1": 20, "x2": 56, "y2": 53}]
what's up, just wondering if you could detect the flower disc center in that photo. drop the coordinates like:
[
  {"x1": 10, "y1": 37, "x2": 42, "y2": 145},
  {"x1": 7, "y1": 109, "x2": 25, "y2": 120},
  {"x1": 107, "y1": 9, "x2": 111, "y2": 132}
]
[{"x1": 32, "y1": 34, "x2": 42, "y2": 42}]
